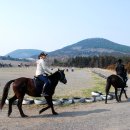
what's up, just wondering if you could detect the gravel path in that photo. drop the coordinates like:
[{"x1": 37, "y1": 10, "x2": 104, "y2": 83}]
[{"x1": 0, "y1": 68, "x2": 130, "y2": 130}]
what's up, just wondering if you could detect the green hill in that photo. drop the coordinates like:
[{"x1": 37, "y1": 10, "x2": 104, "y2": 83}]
[
  {"x1": 49, "y1": 38, "x2": 130, "y2": 57},
  {"x1": 5, "y1": 38, "x2": 130, "y2": 58},
  {"x1": 6, "y1": 49, "x2": 43, "y2": 58}
]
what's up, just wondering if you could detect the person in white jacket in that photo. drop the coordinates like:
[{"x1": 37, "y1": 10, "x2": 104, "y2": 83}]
[{"x1": 36, "y1": 52, "x2": 52, "y2": 96}]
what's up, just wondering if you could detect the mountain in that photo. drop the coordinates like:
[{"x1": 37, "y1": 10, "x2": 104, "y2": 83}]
[
  {"x1": 5, "y1": 38, "x2": 130, "y2": 59},
  {"x1": 49, "y1": 38, "x2": 130, "y2": 57},
  {"x1": 6, "y1": 49, "x2": 43, "y2": 59}
]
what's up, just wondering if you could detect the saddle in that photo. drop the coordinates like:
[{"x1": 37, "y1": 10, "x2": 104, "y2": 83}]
[
  {"x1": 116, "y1": 75, "x2": 124, "y2": 82},
  {"x1": 33, "y1": 76, "x2": 44, "y2": 94},
  {"x1": 33, "y1": 76, "x2": 52, "y2": 96},
  {"x1": 116, "y1": 74, "x2": 128, "y2": 88}
]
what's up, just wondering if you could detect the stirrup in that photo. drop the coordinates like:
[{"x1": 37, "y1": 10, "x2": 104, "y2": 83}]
[{"x1": 41, "y1": 93, "x2": 49, "y2": 97}]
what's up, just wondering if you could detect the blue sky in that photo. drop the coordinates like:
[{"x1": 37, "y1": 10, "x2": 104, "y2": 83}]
[{"x1": 0, "y1": 0, "x2": 130, "y2": 55}]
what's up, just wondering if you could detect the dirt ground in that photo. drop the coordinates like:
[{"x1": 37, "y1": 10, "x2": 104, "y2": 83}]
[{"x1": 0, "y1": 67, "x2": 130, "y2": 130}]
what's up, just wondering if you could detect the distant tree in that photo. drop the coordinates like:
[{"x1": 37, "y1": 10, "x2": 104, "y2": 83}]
[
  {"x1": 52, "y1": 56, "x2": 130, "y2": 73},
  {"x1": 125, "y1": 62, "x2": 130, "y2": 73}
]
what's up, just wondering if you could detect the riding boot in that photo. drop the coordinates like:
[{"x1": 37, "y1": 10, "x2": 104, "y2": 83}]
[
  {"x1": 123, "y1": 79, "x2": 128, "y2": 88},
  {"x1": 41, "y1": 84, "x2": 49, "y2": 97}
]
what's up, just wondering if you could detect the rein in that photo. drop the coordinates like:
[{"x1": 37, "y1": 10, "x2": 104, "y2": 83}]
[{"x1": 116, "y1": 75, "x2": 124, "y2": 82}]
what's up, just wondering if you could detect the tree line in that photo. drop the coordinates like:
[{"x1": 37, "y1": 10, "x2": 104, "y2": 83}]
[
  {"x1": 0, "y1": 56, "x2": 29, "y2": 62},
  {"x1": 52, "y1": 56, "x2": 130, "y2": 73}
]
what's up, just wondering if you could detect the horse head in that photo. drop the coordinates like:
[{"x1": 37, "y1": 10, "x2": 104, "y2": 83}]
[{"x1": 58, "y1": 69, "x2": 67, "y2": 84}]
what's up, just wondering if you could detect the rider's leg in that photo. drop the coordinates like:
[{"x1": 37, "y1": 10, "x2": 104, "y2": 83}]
[
  {"x1": 123, "y1": 76, "x2": 128, "y2": 87},
  {"x1": 119, "y1": 74, "x2": 127, "y2": 87},
  {"x1": 38, "y1": 75, "x2": 51, "y2": 96}
]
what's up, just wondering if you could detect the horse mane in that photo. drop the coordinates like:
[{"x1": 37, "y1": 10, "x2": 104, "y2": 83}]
[{"x1": 49, "y1": 71, "x2": 59, "y2": 79}]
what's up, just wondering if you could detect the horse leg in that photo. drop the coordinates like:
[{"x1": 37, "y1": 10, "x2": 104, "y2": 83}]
[
  {"x1": 115, "y1": 88, "x2": 119, "y2": 102},
  {"x1": 39, "y1": 106, "x2": 50, "y2": 114},
  {"x1": 46, "y1": 96, "x2": 58, "y2": 115},
  {"x1": 105, "y1": 88, "x2": 109, "y2": 104},
  {"x1": 105, "y1": 91, "x2": 108, "y2": 104},
  {"x1": 17, "y1": 97, "x2": 28, "y2": 117},
  {"x1": 8, "y1": 95, "x2": 17, "y2": 117},
  {"x1": 119, "y1": 88, "x2": 124, "y2": 102},
  {"x1": 39, "y1": 96, "x2": 58, "y2": 115},
  {"x1": 123, "y1": 89, "x2": 128, "y2": 99}
]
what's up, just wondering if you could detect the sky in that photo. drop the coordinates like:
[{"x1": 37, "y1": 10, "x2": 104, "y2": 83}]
[{"x1": 0, "y1": 0, "x2": 130, "y2": 56}]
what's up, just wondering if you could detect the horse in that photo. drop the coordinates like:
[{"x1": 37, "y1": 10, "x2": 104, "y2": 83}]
[
  {"x1": 0, "y1": 69, "x2": 67, "y2": 117},
  {"x1": 24, "y1": 64, "x2": 30, "y2": 68},
  {"x1": 105, "y1": 74, "x2": 128, "y2": 104}
]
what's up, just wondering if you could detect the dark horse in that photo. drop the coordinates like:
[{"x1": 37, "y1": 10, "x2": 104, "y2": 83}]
[
  {"x1": 105, "y1": 74, "x2": 128, "y2": 104},
  {"x1": 0, "y1": 69, "x2": 67, "y2": 117}
]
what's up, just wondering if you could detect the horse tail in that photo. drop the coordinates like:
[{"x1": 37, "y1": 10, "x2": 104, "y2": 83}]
[
  {"x1": 0, "y1": 79, "x2": 15, "y2": 110},
  {"x1": 105, "y1": 76, "x2": 112, "y2": 104},
  {"x1": 105, "y1": 76, "x2": 111, "y2": 92}
]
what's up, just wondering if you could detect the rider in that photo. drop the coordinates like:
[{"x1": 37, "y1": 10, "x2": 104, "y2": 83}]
[
  {"x1": 115, "y1": 59, "x2": 127, "y2": 86},
  {"x1": 35, "y1": 52, "x2": 53, "y2": 96}
]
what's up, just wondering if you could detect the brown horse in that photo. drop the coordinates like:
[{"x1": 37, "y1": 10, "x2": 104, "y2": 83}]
[
  {"x1": 105, "y1": 74, "x2": 128, "y2": 104},
  {"x1": 0, "y1": 69, "x2": 67, "y2": 117}
]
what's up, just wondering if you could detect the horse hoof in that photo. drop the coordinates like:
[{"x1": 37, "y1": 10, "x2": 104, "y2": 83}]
[
  {"x1": 39, "y1": 110, "x2": 44, "y2": 114},
  {"x1": 53, "y1": 112, "x2": 58, "y2": 115},
  {"x1": 22, "y1": 114, "x2": 28, "y2": 118},
  {"x1": 8, "y1": 112, "x2": 11, "y2": 117},
  {"x1": 39, "y1": 111, "x2": 42, "y2": 115}
]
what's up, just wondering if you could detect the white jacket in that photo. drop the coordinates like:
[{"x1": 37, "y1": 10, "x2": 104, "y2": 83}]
[{"x1": 35, "y1": 59, "x2": 52, "y2": 76}]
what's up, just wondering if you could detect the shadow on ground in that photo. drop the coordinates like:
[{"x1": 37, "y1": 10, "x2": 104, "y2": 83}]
[{"x1": 30, "y1": 108, "x2": 110, "y2": 118}]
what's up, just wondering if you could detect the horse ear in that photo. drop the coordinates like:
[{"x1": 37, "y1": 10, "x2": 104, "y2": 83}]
[{"x1": 61, "y1": 69, "x2": 65, "y2": 73}]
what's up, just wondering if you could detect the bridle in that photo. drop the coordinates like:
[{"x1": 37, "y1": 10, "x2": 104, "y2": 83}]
[{"x1": 58, "y1": 70, "x2": 67, "y2": 84}]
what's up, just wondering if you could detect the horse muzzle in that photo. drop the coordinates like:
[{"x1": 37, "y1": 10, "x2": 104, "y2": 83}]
[{"x1": 60, "y1": 78, "x2": 67, "y2": 84}]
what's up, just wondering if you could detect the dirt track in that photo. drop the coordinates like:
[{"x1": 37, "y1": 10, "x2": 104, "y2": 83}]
[{"x1": 0, "y1": 68, "x2": 130, "y2": 130}]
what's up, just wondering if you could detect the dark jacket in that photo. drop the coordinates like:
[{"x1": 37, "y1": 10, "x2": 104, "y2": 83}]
[{"x1": 115, "y1": 63, "x2": 125, "y2": 76}]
